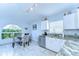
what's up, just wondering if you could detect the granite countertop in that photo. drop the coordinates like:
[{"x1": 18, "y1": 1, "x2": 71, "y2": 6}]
[
  {"x1": 40, "y1": 33, "x2": 79, "y2": 41},
  {"x1": 64, "y1": 35, "x2": 79, "y2": 40},
  {"x1": 46, "y1": 34, "x2": 63, "y2": 39}
]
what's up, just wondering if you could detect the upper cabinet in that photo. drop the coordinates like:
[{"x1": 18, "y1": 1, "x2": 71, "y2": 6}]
[
  {"x1": 64, "y1": 13, "x2": 77, "y2": 29},
  {"x1": 76, "y1": 9, "x2": 79, "y2": 29},
  {"x1": 63, "y1": 9, "x2": 79, "y2": 29},
  {"x1": 41, "y1": 20, "x2": 49, "y2": 30},
  {"x1": 49, "y1": 20, "x2": 63, "y2": 34},
  {"x1": 41, "y1": 17, "x2": 49, "y2": 31}
]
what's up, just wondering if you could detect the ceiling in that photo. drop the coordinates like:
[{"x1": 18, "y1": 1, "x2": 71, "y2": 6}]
[{"x1": 0, "y1": 3, "x2": 79, "y2": 24}]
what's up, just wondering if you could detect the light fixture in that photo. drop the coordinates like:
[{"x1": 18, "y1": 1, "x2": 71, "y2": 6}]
[
  {"x1": 33, "y1": 3, "x2": 37, "y2": 7},
  {"x1": 30, "y1": 7, "x2": 33, "y2": 11},
  {"x1": 25, "y1": 3, "x2": 37, "y2": 13}
]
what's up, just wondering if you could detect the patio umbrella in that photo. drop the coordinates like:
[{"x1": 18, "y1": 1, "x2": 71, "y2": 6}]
[{"x1": 2, "y1": 24, "x2": 22, "y2": 39}]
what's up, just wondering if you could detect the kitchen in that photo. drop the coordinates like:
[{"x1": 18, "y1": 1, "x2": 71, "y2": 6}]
[
  {"x1": 31, "y1": 3, "x2": 79, "y2": 55},
  {"x1": 0, "y1": 3, "x2": 79, "y2": 56}
]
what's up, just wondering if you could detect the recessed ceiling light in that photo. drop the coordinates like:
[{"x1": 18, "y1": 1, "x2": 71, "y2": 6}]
[{"x1": 30, "y1": 7, "x2": 33, "y2": 11}]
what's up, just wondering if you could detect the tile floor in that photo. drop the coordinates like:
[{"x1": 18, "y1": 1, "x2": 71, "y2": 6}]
[{"x1": 0, "y1": 41, "x2": 56, "y2": 56}]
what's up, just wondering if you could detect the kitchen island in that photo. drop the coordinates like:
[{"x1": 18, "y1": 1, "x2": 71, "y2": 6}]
[
  {"x1": 45, "y1": 34, "x2": 66, "y2": 53},
  {"x1": 39, "y1": 34, "x2": 66, "y2": 53}
]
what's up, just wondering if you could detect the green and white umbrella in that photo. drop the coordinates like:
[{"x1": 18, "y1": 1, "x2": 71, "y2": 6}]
[
  {"x1": 2, "y1": 24, "x2": 22, "y2": 39},
  {"x1": 2, "y1": 24, "x2": 22, "y2": 32}
]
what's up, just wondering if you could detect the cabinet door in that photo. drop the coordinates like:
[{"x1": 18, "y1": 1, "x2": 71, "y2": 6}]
[
  {"x1": 49, "y1": 20, "x2": 63, "y2": 34},
  {"x1": 41, "y1": 21, "x2": 49, "y2": 30},
  {"x1": 49, "y1": 22, "x2": 55, "y2": 33},
  {"x1": 54, "y1": 20, "x2": 63, "y2": 34},
  {"x1": 46, "y1": 37, "x2": 65, "y2": 52},
  {"x1": 64, "y1": 13, "x2": 76, "y2": 29},
  {"x1": 39, "y1": 36, "x2": 45, "y2": 48},
  {"x1": 76, "y1": 9, "x2": 79, "y2": 29},
  {"x1": 46, "y1": 37, "x2": 55, "y2": 51}
]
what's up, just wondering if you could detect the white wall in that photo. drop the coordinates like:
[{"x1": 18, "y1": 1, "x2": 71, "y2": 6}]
[{"x1": 30, "y1": 20, "x2": 42, "y2": 42}]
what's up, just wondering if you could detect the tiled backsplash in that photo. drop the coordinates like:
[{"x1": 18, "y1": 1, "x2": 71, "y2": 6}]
[
  {"x1": 47, "y1": 33, "x2": 63, "y2": 39},
  {"x1": 64, "y1": 29, "x2": 79, "y2": 36},
  {"x1": 64, "y1": 29, "x2": 79, "y2": 41}
]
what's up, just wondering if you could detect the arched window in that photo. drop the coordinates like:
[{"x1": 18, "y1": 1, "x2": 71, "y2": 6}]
[{"x1": 2, "y1": 24, "x2": 22, "y2": 39}]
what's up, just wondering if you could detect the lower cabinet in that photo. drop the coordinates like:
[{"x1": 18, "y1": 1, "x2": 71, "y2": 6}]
[
  {"x1": 38, "y1": 35, "x2": 46, "y2": 48},
  {"x1": 46, "y1": 37, "x2": 65, "y2": 52}
]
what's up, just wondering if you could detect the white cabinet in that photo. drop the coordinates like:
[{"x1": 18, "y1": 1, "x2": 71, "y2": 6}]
[
  {"x1": 46, "y1": 37, "x2": 65, "y2": 52},
  {"x1": 49, "y1": 20, "x2": 63, "y2": 34},
  {"x1": 46, "y1": 37, "x2": 55, "y2": 50},
  {"x1": 41, "y1": 20, "x2": 49, "y2": 30},
  {"x1": 64, "y1": 13, "x2": 77, "y2": 29},
  {"x1": 63, "y1": 9, "x2": 79, "y2": 29},
  {"x1": 76, "y1": 9, "x2": 79, "y2": 29}
]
